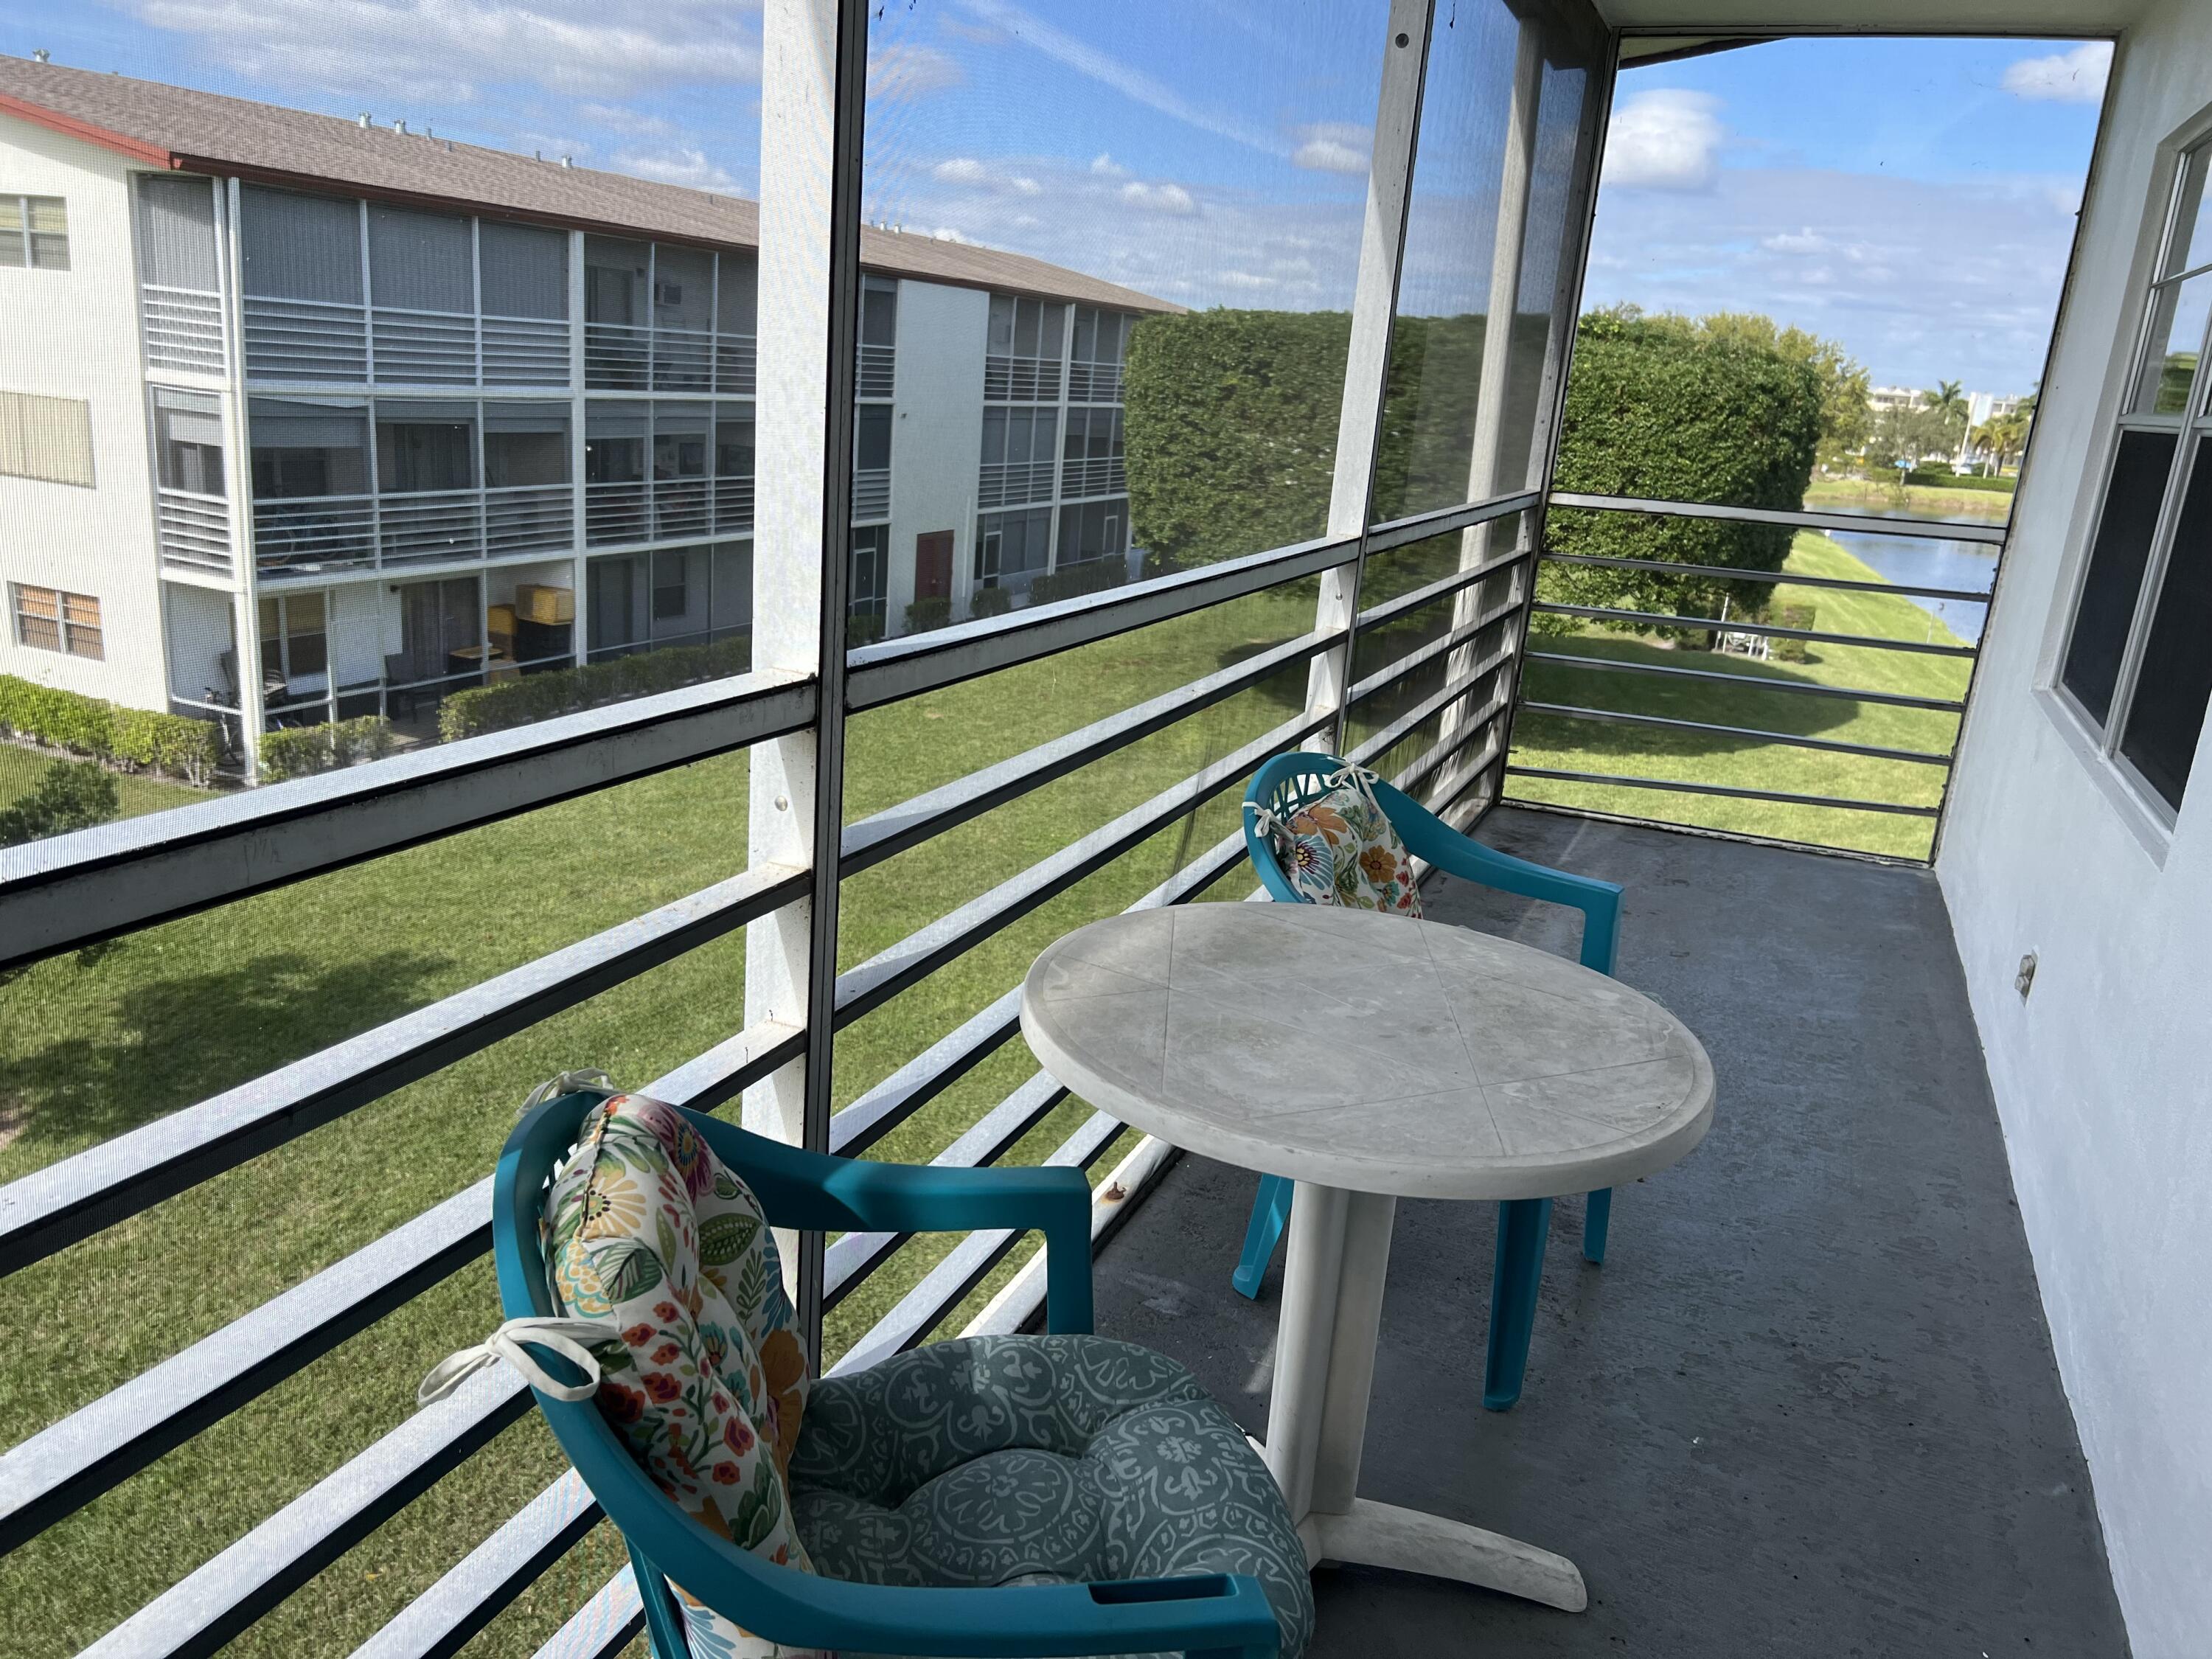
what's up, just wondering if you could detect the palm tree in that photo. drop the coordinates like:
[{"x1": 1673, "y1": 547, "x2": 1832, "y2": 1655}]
[{"x1": 1922, "y1": 379, "x2": 1970, "y2": 464}]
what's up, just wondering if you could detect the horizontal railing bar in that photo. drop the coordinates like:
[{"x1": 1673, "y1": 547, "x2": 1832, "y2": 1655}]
[
  {"x1": 829, "y1": 993, "x2": 1023, "y2": 1160},
  {"x1": 1421, "y1": 731, "x2": 1509, "y2": 811},
  {"x1": 1505, "y1": 765, "x2": 1941, "y2": 816},
  {"x1": 830, "y1": 1105, "x2": 1126, "y2": 1378},
  {"x1": 533, "y1": 1562, "x2": 644, "y2": 1659},
  {"x1": 832, "y1": 709, "x2": 1329, "y2": 1027},
  {"x1": 1497, "y1": 794, "x2": 1932, "y2": 866},
  {"x1": 1537, "y1": 548, "x2": 1992, "y2": 602},
  {"x1": 1523, "y1": 650, "x2": 1968, "y2": 712},
  {"x1": 1389, "y1": 698, "x2": 1509, "y2": 801},
  {"x1": 840, "y1": 627, "x2": 1338, "y2": 877},
  {"x1": 0, "y1": 669, "x2": 815, "y2": 971},
  {"x1": 1546, "y1": 489, "x2": 2010, "y2": 546},
  {"x1": 352, "y1": 1471, "x2": 599, "y2": 1659},
  {"x1": 822, "y1": 1070, "x2": 1070, "y2": 1310},
  {"x1": 1356, "y1": 543, "x2": 1530, "y2": 630},
  {"x1": 1533, "y1": 602, "x2": 1978, "y2": 658},
  {"x1": 844, "y1": 534, "x2": 1355, "y2": 711},
  {"x1": 1351, "y1": 664, "x2": 1512, "y2": 773},
  {"x1": 641, "y1": 1020, "x2": 808, "y2": 1119},
  {"x1": 1346, "y1": 594, "x2": 1521, "y2": 708},
  {"x1": 1362, "y1": 488, "x2": 1542, "y2": 557},
  {"x1": 0, "y1": 1012, "x2": 804, "y2": 1556},
  {"x1": 0, "y1": 862, "x2": 809, "y2": 1278},
  {"x1": 80, "y1": 1368, "x2": 532, "y2": 1659},
  {"x1": 1517, "y1": 701, "x2": 1954, "y2": 765}
]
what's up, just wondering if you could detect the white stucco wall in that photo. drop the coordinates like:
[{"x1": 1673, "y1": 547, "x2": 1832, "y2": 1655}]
[
  {"x1": 1935, "y1": 4, "x2": 2212, "y2": 1652},
  {"x1": 884, "y1": 279, "x2": 987, "y2": 632},
  {"x1": 0, "y1": 118, "x2": 167, "y2": 709}
]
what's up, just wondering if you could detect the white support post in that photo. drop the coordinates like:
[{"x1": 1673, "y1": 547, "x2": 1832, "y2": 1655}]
[
  {"x1": 220, "y1": 176, "x2": 267, "y2": 782},
  {"x1": 746, "y1": 0, "x2": 866, "y2": 1357},
  {"x1": 1436, "y1": 19, "x2": 1543, "y2": 796},
  {"x1": 568, "y1": 231, "x2": 589, "y2": 667},
  {"x1": 1308, "y1": 0, "x2": 1434, "y2": 748}
]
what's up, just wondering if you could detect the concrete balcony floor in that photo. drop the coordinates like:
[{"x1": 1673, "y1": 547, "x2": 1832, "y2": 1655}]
[{"x1": 1088, "y1": 808, "x2": 2130, "y2": 1658}]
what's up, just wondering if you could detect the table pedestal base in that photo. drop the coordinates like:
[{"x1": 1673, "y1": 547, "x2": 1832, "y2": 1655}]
[
  {"x1": 1263, "y1": 1180, "x2": 1586, "y2": 1616},
  {"x1": 1298, "y1": 1498, "x2": 1587, "y2": 1612}
]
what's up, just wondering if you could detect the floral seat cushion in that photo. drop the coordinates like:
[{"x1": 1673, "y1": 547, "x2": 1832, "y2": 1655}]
[
  {"x1": 788, "y1": 1335, "x2": 1315, "y2": 1659},
  {"x1": 544, "y1": 1092, "x2": 815, "y2": 1593},
  {"x1": 1255, "y1": 765, "x2": 1422, "y2": 917}
]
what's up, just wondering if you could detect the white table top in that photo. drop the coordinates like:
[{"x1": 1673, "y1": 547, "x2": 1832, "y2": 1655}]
[{"x1": 1021, "y1": 902, "x2": 1714, "y2": 1201}]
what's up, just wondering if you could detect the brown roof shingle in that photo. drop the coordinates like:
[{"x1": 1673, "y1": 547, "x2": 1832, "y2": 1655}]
[{"x1": 0, "y1": 55, "x2": 1177, "y2": 313}]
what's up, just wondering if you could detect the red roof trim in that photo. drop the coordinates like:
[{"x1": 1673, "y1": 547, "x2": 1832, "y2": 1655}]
[{"x1": 0, "y1": 92, "x2": 175, "y2": 167}]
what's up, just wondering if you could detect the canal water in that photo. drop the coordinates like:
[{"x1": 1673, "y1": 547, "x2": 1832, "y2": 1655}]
[{"x1": 1820, "y1": 506, "x2": 2006, "y2": 645}]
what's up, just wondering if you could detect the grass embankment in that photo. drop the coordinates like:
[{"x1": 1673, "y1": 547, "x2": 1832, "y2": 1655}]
[
  {"x1": 0, "y1": 582, "x2": 1334, "y2": 1659},
  {"x1": 1802, "y1": 477, "x2": 2013, "y2": 521},
  {"x1": 1509, "y1": 533, "x2": 1973, "y2": 858}
]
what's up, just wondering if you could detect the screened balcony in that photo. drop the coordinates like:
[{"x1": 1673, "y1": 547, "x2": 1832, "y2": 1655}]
[{"x1": 0, "y1": 2, "x2": 2193, "y2": 1658}]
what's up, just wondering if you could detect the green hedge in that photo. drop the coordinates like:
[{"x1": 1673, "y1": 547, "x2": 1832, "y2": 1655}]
[
  {"x1": 970, "y1": 585, "x2": 1015, "y2": 619},
  {"x1": 438, "y1": 636, "x2": 751, "y2": 742},
  {"x1": 1541, "y1": 312, "x2": 1823, "y2": 624},
  {"x1": 1905, "y1": 468, "x2": 2016, "y2": 493},
  {"x1": 0, "y1": 674, "x2": 220, "y2": 785},
  {"x1": 905, "y1": 596, "x2": 953, "y2": 634},
  {"x1": 1026, "y1": 557, "x2": 1129, "y2": 608},
  {"x1": 257, "y1": 716, "x2": 396, "y2": 783},
  {"x1": 0, "y1": 757, "x2": 120, "y2": 849}
]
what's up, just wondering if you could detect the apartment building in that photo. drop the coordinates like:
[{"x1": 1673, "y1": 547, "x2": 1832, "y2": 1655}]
[{"x1": 0, "y1": 57, "x2": 1166, "y2": 767}]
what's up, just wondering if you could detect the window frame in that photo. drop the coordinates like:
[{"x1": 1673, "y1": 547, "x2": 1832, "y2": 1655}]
[
  {"x1": 2055, "y1": 114, "x2": 2212, "y2": 827},
  {"x1": 0, "y1": 193, "x2": 69, "y2": 270},
  {"x1": 10, "y1": 581, "x2": 102, "y2": 658}
]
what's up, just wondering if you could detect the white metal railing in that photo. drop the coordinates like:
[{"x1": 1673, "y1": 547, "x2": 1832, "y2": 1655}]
[
  {"x1": 141, "y1": 285, "x2": 226, "y2": 375},
  {"x1": 716, "y1": 334, "x2": 759, "y2": 397},
  {"x1": 654, "y1": 475, "x2": 713, "y2": 538},
  {"x1": 713, "y1": 474, "x2": 757, "y2": 535},
  {"x1": 156, "y1": 489, "x2": 233, "y2": 577},
  {"x1": 851, "y1": 465, "x2": 891, "y2": 521},
  {"x1": 858, "y1": 342, "x2": 896, "y2": 398},
  {"x1": 377, "y1": 487, "x2": 485, "y2": 564},
  {"x1": 371, "y1": 307, "x2": 477, "y2": 384},
  {"x1": 984, "y1": 353, "x2": 1062, "y2": 402},
  {"x1": 243, "y1": 296, "x2": 369, "y2": 383},
  {"x1": 484, "y1": 484, "x2": 575, "y2": 554},
  {"x1": 1068, "y1": 360, "x2": 1124, "y2": 402},
  {"x1": 585, "y1": 479, "x2": 652, "y2": 544},
  {"x1": 977, "y1": 459, "x2": 1057, "y2": 509},
  {"x1": 1060, "y1": 455, "x2": 1126, "y2": 498},
  {"x1": 653, "y1": 327, "x2": 715, "y2": 391},
  {"x1": 253, "y1": 495, "x2": 376, "y2": 574},
  {"x1": 584, "y1": 322, "x2": 651, "y2": 389},
  {"x1": 481, "y1": 316, "x2": 571, "y2": 386}
]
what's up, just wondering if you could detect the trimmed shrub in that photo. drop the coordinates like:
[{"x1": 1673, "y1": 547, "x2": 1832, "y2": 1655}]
[
  {"x1": 1769, "y1": 604, "x2": 1818, "y2": 664},
  {"x1": 0, "y1": 674, "x2": 220, "y2": 785},
  {"x1": 437, "y1": 636, "x2": 753, "y2": 742},
  {"x1": 904, "y1": 596, "x2": 953, "y2": 635},
  {"x1": 1026, "y1": 557, "x2": 1128, "y2": 608},
  {"x1": 846, "y1": 613, "x2": 886, "y2": 648},
  {"x1": 970, "y1": 585, "x2": 1015, "y2": 619},
  {"x1": 1907, "y1": 468, "x2": 2015, "y2": 493},
  {"x1": 257, "y1": 715, "x2": 394, "y2": 783},
  {"x1": 0, "y1": 758, "x2": 120, "y2": 847},
  {"x1": 1540, "y1": 312, "x2": 1823, "y2": 628}
]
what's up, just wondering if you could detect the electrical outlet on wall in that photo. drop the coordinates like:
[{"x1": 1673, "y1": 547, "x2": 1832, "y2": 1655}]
[{"x1": 2015, "y1": 952, "x2": 2037, "y2": 1001}]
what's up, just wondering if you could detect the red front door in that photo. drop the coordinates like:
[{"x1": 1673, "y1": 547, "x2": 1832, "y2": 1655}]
[{"x1": 915, "y1": 531, "x2": 953, "y2": 601}]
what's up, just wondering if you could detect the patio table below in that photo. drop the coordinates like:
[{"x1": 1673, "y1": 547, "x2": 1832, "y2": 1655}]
[{"x1": 1020, "y1": 900, "x2": 1715, "y2": 1613}]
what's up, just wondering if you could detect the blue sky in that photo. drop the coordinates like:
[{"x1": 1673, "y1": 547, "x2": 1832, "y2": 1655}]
[{"x1": 7, "y1": 4, "x2": 2107, "y2": 392}]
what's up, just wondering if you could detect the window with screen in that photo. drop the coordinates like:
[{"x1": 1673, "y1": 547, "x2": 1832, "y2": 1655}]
[
  {"x1": 2060, "y1": 132, "x2": 2212, "y2": 815},
  {"x1": 0, "y1": 194, "x2": 69, "y2": 269},
  {"x1": 11, "y1": 582, "x2": 102, "y2": 657}
]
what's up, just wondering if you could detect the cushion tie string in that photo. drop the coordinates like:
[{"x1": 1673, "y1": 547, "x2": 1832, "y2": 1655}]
[{"x1": 417, "y1": 1316, "x2": 624, "y2": 1406}]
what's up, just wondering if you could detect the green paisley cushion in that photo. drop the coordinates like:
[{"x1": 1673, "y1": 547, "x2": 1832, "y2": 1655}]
[
  {"x1": 1265, "y1": 771, "x2": 1421, "y2": 918},
  {"x1": 787, "y1": 1336, "x2": 1314, "y2": 1659},
  {"x1": 543, "y1": 1092, "x2": 815, "y2": 1586}
]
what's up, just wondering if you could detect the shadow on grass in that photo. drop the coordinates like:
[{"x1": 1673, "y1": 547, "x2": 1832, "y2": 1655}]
[{"x1": 0, "y1": 945, "x2": 454, "y2": 1173}]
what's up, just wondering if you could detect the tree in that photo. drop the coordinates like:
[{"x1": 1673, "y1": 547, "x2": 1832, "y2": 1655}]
[
  {"x1": 1686, "y1": 310, "x2": 1871, "y2": 467},
  {"x1": 1921, "y1": 378, "x2": 1969, "y2": 459},
  {"x1": 0, "y1": 758, "x2": 119, "y2": 849}
]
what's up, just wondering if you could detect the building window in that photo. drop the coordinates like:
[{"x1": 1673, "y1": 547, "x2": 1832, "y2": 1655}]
[
  {"x1": 849, "y1": 525, "x2": 887, "y2": 619},
  {"x1": 986, "y1": 294, "x2": 1068, "y2": 400},
  {"x1": 153, "y1": 389, "x2": 226, "y2": 497},
  {"x1": 11, "y1": 583, "x2": 102, "y2": 658},
  {"x1": 0, "y1": 390, "x2": 94, "y2": 487},
  {"x1": 975, "y1": 507, "x2": 1052, "y2": 591},
  {"x1": 2060, "y1": 134, "x2": 2212, "y2": 814},
  {"x1": 0, "y1": 195, "x2": 69, "y2": 270}
]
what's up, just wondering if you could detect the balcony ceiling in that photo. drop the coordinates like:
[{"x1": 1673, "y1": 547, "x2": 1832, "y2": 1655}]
[{"x1": 1599, "y1": 0, "x2": 2140, "y2": 31}]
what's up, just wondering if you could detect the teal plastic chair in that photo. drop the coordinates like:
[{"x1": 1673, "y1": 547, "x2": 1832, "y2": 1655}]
[
  {"x1": 1234, "y1": 752, "x2": 1624, "y2": 1412},
  {"x1": 493, "y1": 1088, "x2": 1283, "y2": 1659}
]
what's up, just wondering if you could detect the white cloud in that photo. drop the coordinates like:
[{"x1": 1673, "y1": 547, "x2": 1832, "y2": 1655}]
[
  {"x1": 1601, "y1": 89, "x2": 1724, "y2": 191},
  {"x1": 2003, "y1": 42, "x2": 2112, "y2": 104},
  {"x1": 615, "y1": 147, "x2": 743, "y2": 194},
  {"x1": 1218, "y1": 268, "x2": 1276, "y2": 289},
  {"x1": 132, "y1": 0, "x2": 762, "y2": 100},
  {"x1": 1292, "y1": 121, "x2": 1368, "y2": 175},
  {"x1": 579, "y1": 103, "x2": 676, "y2": 139},
  {"x1": 931, "y1": 156, "x2": 1042, "y2": 197},
  {"x1": 930, "y1": 226, "x2": 972, "y2": 243},
  {"x1": 1119, "y1": 179, "x2": 1197, "y2": 215},
  {"x1": 1761, "y1": 229, "x2": 1830, "y2": 254},
  {"x1": 1090, "y1": 153, "x2": 1129, "y2": 178},
  {"x1": 869, "y1": 41, "x2": 963, "y2": 102}
]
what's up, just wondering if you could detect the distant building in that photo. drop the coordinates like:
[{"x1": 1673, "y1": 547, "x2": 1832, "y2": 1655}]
[{"x1": 0, "y1": 57, "x2": 1169, "y2": 769}]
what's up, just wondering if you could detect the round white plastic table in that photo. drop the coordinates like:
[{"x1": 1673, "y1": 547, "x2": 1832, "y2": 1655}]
[{"x1": 1020, "y1": 900, "x2": 1715, "y2": 1612}]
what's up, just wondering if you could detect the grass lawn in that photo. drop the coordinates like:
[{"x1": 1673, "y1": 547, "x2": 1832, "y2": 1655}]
[
  {"x1": 0, "y1": 580, "x2": 1332, "y2": 1659},
  {"x1": 1509, "y1": 533, "x2": 1973, "y2": 859},
  {"x1": 0, "y1": 742, "x2": 215, "y2": 824},
  {"x1": 1802, "y1": 476, "x2": 2014, "y2": 522}
]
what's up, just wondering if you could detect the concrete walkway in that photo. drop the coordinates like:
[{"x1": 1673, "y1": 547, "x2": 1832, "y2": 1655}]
[{"x1": 1088, "y1": 808, "x2": 2129, "y2": 1658}]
